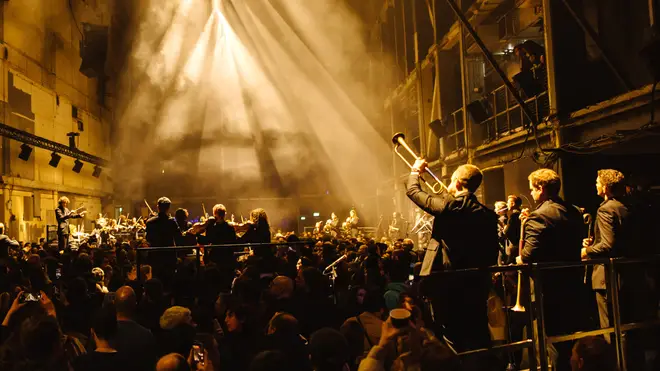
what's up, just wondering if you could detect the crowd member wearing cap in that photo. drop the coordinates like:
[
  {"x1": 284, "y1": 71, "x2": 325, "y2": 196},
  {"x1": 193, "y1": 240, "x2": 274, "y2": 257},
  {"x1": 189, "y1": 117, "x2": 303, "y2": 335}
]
[{"x1": 145, "y1": 197, "x2": 182, "y2": 286}]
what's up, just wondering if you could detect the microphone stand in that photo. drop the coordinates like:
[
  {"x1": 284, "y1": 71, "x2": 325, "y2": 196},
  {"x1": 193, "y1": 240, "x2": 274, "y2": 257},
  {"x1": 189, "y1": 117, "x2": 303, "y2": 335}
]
[{"x1": 323, "y1": 255, "x2": 347, "y2": 305}]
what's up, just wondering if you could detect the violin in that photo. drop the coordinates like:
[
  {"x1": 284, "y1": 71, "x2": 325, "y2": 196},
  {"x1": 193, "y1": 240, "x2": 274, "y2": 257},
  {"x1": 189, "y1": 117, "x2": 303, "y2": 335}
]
[{"x1": 228, "y1": 220, "x2": 254, "y2": 233}]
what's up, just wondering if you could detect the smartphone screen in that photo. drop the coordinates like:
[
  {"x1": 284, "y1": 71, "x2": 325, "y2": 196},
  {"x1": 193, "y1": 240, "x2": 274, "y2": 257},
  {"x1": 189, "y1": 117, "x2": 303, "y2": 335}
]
[{"x1": 192, "y1": 344, "x2": 204, "y2": 365}]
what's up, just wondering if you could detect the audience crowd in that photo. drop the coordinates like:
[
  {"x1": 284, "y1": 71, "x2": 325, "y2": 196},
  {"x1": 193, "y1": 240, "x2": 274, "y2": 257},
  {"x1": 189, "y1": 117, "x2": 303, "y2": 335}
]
[{"x1": 0, "y1": 216, "x2": 622, "y2": 371}]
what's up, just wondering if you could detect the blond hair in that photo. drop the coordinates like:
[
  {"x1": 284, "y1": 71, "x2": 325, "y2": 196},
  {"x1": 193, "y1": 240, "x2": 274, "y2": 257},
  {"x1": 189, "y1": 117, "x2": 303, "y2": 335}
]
[
  {"x1": 598, "y1": 169, "x2": 625, "y2": 196},
  {"x1": 452, "y1": 164, "x2": 483, "y2": 193},
  {"x1": 529, "y1": 168, "x2": 561, "y2": 196}
]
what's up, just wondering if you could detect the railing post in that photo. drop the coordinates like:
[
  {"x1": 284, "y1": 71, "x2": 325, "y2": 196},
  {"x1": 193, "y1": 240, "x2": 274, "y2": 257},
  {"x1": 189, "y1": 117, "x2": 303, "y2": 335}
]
[
  {"x1": 532, "y1": 264, "x2": 549, "y2": 371},
  {"x1": 608, "y1": 258, "x2": 627, "y2": 371},
  {"x1": 136, "y1": 247, "x2": 142, "y2": 281},
  {"x1": 196, "y1": 245, "x2": 202, "y2": 279},
  {"x1": 523, "y1": 266, "x2": 538, "y2": 371}
]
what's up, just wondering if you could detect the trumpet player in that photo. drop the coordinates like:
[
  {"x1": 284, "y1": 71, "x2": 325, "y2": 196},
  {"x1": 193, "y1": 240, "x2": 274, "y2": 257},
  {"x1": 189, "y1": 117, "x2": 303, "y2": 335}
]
[{"x1": 406, "y1": 159, "x2": 499, "y2": 353}]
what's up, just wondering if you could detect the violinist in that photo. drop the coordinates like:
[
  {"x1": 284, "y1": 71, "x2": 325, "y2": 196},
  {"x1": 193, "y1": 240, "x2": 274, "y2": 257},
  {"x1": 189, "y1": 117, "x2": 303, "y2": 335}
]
[
  {"x1": 174, "y1": 208, "x2": 196, "y2": 249},
  {"x1": 236, "y1": 208, "x2": 271, "y2": 244},
  {"x1": 234, "y1": 208, "x2": 271, "y2": 260}
]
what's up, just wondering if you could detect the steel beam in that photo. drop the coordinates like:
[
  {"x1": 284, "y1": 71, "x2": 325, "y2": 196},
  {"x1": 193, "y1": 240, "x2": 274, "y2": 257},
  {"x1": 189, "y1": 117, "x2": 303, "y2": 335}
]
[{"x1": 0, "y1": 122, "x2": 110, "y2": 167}]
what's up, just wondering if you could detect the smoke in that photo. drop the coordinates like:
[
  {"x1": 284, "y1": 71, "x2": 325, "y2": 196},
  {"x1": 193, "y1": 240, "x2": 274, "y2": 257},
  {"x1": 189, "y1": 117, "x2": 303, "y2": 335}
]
[{"x1": 114, "y1": 0, "x2": 394, "y2": 221}]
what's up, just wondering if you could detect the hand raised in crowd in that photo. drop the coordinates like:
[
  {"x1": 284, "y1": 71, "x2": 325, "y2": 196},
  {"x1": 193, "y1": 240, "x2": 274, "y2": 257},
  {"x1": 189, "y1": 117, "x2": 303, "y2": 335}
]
[
  {"x1": 2, "y1": 291, "x2": 26, "y2": 326},
  {"x1": 187, "y1": 348, "x2": 212, "y2": 371},
  {"x1": 378, "y1": 317, "x2": 405, "y2": 348},
  {"x1": 39, "y1": 291, "x2": 57, "y2": 318}
]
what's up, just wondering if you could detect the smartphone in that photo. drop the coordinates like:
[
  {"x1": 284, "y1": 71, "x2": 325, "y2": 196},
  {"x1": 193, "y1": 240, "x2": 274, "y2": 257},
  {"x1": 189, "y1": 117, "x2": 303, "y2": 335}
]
[
  {"x1": 192, "y1": 342, "x2": 204, "y2": 366},
  {"x1": 55, "y1": 267, "x2": 62, "y2": 280},
  {"x1": 18, "y1": 292, "x2": 42, "y2": 304}
]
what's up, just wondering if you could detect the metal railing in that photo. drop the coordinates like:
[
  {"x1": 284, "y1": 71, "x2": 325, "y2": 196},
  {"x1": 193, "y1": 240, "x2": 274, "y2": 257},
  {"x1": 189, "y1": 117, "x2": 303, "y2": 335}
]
[
  {"x1": 479, "y1": 85, "x2": 550, "y2": 145},
  {"x1": 426, "y1": 256, "x2": 659, "y2": 371},
  {"x1": 134, "y1": 242, "x2": 659, "y2": 371},
  {"x1": 442, "y1": 107, "x2": 466, "y2": 155}
]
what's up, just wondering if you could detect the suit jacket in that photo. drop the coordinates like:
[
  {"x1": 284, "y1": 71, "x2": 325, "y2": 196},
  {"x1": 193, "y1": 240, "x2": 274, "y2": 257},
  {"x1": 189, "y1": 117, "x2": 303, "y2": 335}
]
[
  {"x1": 56, "y1": 206, "x2": 81, "y2": 236},
  {"x1": 520, "y1": 198, "x2": 583, "y2": 263},
  {"x1": 200, "y1": 217, "x2": 238, "y2": 266},
  {"x1": 145, "y1": 213, "x2": 181, "y2": 247},
  {"x1": 505, "y1": 210, "x2": 521, "y2": 263},
  {"x1": 406, "y1": 174, "x2": 499, "y2": 271},
  {"x1": 585, "y1": 198, "x2": 633, "y2": 290},
  {"x1": 520, "y1": 197, "x2": 584, "y2": 335}
]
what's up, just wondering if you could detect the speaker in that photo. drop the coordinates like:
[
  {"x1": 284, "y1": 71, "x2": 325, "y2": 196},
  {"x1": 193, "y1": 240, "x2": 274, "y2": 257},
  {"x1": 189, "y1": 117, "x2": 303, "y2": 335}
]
[
  {"x1": 466, "y1": 99, "x2": 492, "y2": 124},
  {"x1": 79, "y1": 23, "x2": 108, "y2": 78},
  {"x1": 429, "y1": 119, "x2": 448, "y2": 138}
]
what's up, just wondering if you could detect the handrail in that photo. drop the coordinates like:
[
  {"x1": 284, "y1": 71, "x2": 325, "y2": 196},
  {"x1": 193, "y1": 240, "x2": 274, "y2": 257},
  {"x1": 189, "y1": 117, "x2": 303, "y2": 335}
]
[
  {"x1": 136, "y1": 240, "x2": 312, "y2": 252},
  {"x1": 133, "y1": 243, "x2": 660, "y2": 371}
]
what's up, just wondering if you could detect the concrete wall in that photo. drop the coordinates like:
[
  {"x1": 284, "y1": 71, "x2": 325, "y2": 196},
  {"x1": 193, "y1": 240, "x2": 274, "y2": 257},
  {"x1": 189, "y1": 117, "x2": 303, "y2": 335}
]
[{"x1": 0, "y1": 0, "x2": 113, "y2": 242}]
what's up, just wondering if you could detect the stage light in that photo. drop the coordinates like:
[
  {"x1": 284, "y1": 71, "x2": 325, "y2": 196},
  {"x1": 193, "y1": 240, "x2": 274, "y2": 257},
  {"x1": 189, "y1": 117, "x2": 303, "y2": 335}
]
[
  {"x1": 313, "y1": 212, "x2": 320, "y2": 217},
  {"x1": 92, "y1": 166, "x2": 102, "y2": 178},
  {"x1": 72, "y1": 160, "x2": 84, "y2": 173},
  {"x1": 300, "y1": 216, "x2": 306, "y2": 220},
  {"x1": 18, "y1": 144, "x2": 32, "y2": 161},
  {"x1": 49, "y1": 152, "x2": 62, "y2": 168}
]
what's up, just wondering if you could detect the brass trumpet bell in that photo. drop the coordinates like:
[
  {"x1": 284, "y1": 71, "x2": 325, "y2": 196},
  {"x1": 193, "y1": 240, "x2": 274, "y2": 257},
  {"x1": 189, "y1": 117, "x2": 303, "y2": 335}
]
[{"x1": 391, "y1": 132, "x2": 448, "y2": 194}]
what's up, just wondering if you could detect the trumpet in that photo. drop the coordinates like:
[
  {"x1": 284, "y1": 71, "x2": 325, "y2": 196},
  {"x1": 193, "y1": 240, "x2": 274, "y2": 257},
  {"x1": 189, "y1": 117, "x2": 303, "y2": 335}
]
[
  {"x1": 392, "y1": 133, "x2": 448, "y2": 194},
  {"x1": 512, "y1": 210, "x2": 529, "y2": 313}
]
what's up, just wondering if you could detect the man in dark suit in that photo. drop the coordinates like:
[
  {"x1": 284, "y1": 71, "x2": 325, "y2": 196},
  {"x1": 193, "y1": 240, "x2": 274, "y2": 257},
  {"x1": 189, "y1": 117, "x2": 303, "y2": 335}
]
[
  {"x1": 407, "y1": 160, "x2": 499, "y2": 353},
  {"x1": 581, "y1": 169, "x2": 647, "y2": 369},
  {"x1": 56, "y1": 196, "x2": 85, "y2": 250},
  {"x1": 581, "y1": 170, "x2": 632, "y2": 335},
  {"x1": 145, "y1": 197, "x2": 181, "y2": 284},
  {"x1": 517, "y1": 168, "x2": 583, "y2": 371},
  {"x1": 145, "y1": 197, "x2": 181, "y2": 248}
]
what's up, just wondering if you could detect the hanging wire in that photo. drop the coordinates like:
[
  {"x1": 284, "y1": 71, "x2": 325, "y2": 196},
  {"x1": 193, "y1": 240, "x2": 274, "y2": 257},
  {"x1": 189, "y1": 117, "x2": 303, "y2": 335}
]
[{"x1": 68, "y1": 0, "x2": 85, "y2": 38}]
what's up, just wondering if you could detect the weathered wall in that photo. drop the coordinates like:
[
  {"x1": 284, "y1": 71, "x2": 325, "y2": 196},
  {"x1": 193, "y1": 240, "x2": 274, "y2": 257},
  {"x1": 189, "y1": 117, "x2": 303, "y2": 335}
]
[{"x1": 0, "y1": 0, "x2": 113, "y2": 241}]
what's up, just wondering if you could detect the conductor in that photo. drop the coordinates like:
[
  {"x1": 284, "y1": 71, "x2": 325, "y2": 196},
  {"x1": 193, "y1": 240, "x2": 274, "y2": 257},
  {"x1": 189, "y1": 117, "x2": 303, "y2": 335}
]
[{"x1": 56, "y1": 196, "x2": 86, "y2": 250}]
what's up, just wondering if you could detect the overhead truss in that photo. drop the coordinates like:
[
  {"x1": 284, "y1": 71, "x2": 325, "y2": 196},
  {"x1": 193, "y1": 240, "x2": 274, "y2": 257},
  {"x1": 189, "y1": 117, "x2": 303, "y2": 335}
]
[{"x1": 0, "y1": 122, "x2": 110, "y2": 167}]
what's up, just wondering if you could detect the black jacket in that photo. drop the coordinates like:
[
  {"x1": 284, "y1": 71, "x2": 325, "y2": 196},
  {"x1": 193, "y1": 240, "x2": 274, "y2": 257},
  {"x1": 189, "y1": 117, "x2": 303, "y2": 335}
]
[
  {"x1": 56, "y1": 206, "x2": 81, "y2": 236},
  {"x1": 200, "y1": 217, "x2": 238, "y2": 266},
  {"x1": 520, "y1": 197, "x2": 584, "y2": 336},
  {"x1": 505, "y1": 210, "x2": 522, "y2": 263},
  {"x1": 145, "y1": 213, "x2": 181, "y2": 247},
  {"x1": 520, "y1": 198, "x2": 583, "y2": 263},
  {"x1": 585, "y1": 198, "x2": 634, "y2": 290},
  {"x1": 406, "y1": 174, "x2": 499, "y2": 271}
]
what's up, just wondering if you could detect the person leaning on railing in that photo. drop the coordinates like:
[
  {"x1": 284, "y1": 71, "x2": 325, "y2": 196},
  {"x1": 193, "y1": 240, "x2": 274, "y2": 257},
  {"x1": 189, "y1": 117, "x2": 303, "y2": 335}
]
[{"x1": 516, "y1": 168, "x2": 585, "y2": 371}]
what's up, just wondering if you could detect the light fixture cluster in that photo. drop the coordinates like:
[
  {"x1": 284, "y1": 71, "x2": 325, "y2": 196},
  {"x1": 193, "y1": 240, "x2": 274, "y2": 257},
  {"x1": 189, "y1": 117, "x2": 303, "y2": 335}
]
[{"x1": 18, "y1": 144, "x2": 103, "y2": 178}]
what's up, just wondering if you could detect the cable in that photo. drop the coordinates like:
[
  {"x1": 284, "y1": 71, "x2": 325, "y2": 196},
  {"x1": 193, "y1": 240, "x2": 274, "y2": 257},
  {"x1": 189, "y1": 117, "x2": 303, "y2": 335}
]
[
  {"x1": 651, "y1": 79, "x2": 658, "y2": 125},
  {"x1": 68, "y1": 0, "x2": 84, "y2": 38},
  {"x1": 498, "y1": 127, "x2": 532, "y2": 165}
]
